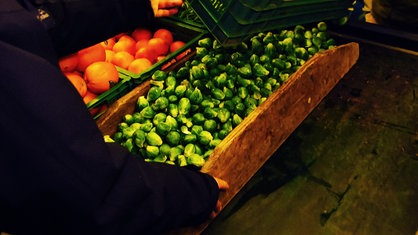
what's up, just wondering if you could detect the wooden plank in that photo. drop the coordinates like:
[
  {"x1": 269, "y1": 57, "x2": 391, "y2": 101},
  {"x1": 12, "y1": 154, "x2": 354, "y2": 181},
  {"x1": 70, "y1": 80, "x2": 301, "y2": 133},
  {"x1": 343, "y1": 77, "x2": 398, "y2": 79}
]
[{"x1": 96, "y1": 42, "x2": 359, "y2": 234}]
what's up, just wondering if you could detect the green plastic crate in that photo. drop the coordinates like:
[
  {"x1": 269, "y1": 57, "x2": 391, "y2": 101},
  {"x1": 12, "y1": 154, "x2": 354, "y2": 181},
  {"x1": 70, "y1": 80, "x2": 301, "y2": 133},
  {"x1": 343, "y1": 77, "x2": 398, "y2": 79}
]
[
  {"x1": 187, "y1": 0, "x2": 352, "y2": 45},
  {"x1": 86, "y1": 18, "x2": 207, "y2": 119}
]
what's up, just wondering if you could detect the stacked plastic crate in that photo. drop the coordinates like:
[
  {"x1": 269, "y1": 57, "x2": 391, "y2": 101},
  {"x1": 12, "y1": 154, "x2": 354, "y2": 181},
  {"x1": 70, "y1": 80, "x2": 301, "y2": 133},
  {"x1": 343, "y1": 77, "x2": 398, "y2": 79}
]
[{"x1": 187, "y1": 0, "x2": 353, "y2": 45}]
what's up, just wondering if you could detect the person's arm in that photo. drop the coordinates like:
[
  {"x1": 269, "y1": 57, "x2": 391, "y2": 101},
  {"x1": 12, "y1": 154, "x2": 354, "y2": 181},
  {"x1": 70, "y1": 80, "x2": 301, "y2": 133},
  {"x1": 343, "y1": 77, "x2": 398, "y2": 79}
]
[
  {"x1": 0, "y1": 0, "x2": 225, "y2": 234},
  {"x1": 30, "y1": 0, "x2": 155, "y2": 56}
]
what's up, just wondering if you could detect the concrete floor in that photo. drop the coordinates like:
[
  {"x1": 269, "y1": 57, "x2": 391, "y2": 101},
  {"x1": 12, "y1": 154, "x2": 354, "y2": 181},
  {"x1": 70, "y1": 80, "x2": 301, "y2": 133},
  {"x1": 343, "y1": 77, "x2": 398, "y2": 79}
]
[{"x1": 202, "y1": 41, "x2": 418, "y2": 234}]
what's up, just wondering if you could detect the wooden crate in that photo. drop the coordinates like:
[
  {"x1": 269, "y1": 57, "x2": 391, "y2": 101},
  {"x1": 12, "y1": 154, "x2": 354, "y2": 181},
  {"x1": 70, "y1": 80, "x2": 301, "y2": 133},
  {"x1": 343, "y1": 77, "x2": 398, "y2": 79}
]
[{"x1": 96, "y1": 42, "x2": 360, "y2": 234}]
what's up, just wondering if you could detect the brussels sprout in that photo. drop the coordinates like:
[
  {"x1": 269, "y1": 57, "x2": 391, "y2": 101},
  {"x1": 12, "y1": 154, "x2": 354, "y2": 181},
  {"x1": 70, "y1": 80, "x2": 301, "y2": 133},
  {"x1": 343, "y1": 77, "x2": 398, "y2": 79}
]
[
  {"x1": 152, "y1": 70, "x2": 167, "y2": 81},
  {"x1": 201, "y1": 54, "x2": 218, "y2": 69},
  {"x1": 237, "y1": 64, "x2": 252, "y2": 78},
  {"x1": 152, "y1": 112, "x2": 167, "y2": 126},
  {"x1": 152, "y1": 96, "x2": 169, "y2": 111},
  {"x1": 177, "y1": 115, "x2": 193, "y2": 128},
  {"x1": 184, "y1": 143, "x2": 196, "y2": 157},
  {"x1": 250, "y1": 37, "x2": 263, "y2": 54},
  {"x1": 122, "y1": 126, "x2": 137, "y2": 139},
  {"x1": 190, "y1": 65, "x2": 205, "y2": 81},
  {"x1": 139, "y1": 121, "x2": 152, "y2": 132},
  {"x1": 189, "y1": 87, "x2": 203, "y2": 104},
  {"x1": 282, "y1": 37, "x2": 293, "y2": 53},
  {"x1": 192, "y1": 113, "x2": 205, "y2": 125},
  {"x1": 113, "y1": 132, "x2": 123, "y2": 143},
  {"x1": 312, "y1": 36, "x2": 322, "y2": 48},
  {"x1": 217, "y1": 108, "x2": 230, "y2": 123},
  {"x1": 215, "y1": 72, "x2": 228, "y2": 87},
  {"x1": 159, "y1": 143, "x2": 171, "y2": 156},
  {"x1": 177, "y1": 154, "x2": 187, "y2": 167},
  {"x1": 232, "y1": 114, "x2": 243, "y2": 126},
  {"x1": 139, "y1": 106, "x2": 156, "y2": 119},
  {"x1": 146, "y1": 131, "x2": 163, "y2": 146},
  {"x1": 218, "y1": 129, "x2": 230, "y2": 139},
  {"x1": 191, "y1": 125, "x2": 204, "y2": 136},
  {"x1": 178, "y1": 97, "x2": 191, "y2": 115},
  {"x1": 147, "y1": 86, "x2": 162, "y2": 102},
  {"x1": 145, "y1": 145, "x2": 160, "y2": 158},
  {"x1": 137, "y1": 95, "x2": 149, "y2": 110},
  {"x1": 222, "y1": 120, "x2": 233, "y2": 132},
  {"x1": 156, "y1": 122, "x2": 171, "y2": 136},
  {"x1": 230, "y1": 52, "x2": 245, "y2": 67},
  {"x1": 132, "y1": 112, "x2": 144, "y2": 123},
  {"x1": 165, "y1": 75, "x2": 176, "y2": 87},
  {"x1": 222, "y1": 100, "x2": 235, "y2": 111},
  {"x1": 183, "y1": 133, "x2": 197, "y2": 144},
  {"x1": 198, "y1": 37, "x2": 213, "y2": 48},
  {"x1": 174, "y1": 84, "x2": 187, "y2": 97},
  {"x1": 317, "y1": 21, "x2": 327, "y2": 32},
  {"x1": 200, "y1": 99, "x2": 215, "y2": 109},
  {"x1": 198, "y1": 130, "x2": 213, "y2": 146},
  {"x1": 167, "y1": 146, "x2": 182, "y2": 162},
  {"x1": 264, "y1": 42, "x2": 277, "y2": 57},
  {"x1": 187, "y1": 153, "x2": 205, "y2": 168},
  {"x1": 123, "y1": 138, "x2": 136, "y2": 153},
  {"x1": 235, "y1": 102, "x2": 246, "y2": 116},
  {"x1": 165, "y1": 115, "x2": 178, "y2": 130},
  {"x1": 253, "y1": 63, "x2": 270, "y2": 77},
  {"x1": 152, "y1": 155, "x2": 167, "y2": 163},
  {"x1": 180, "y1": 125, "x2": 191, "y2": 135},
  {"x1": 203, "y1": 149, "x2": 213, "y2": 159},
  {"x1": 224, "y1": 63, "x2": 237, "y2": 75},
  {"x1": 209, "y1": 138, "x2": 222, "y2": 148},
  {"x1": 211, "y1": 87, "x2": 225, "y2": 100},
  {"x1": 238, "y1": 86, "x2": 248, "y2": 99},
  {"x1": 166, "y1": 131, "x2": 181, "y2": 146},
  {"x1": 123, "y1": 114, "x2": 134, "y2": 125},
  {"x1": 168, "y1": 103, "x2": 179, "y2": 118},
  {"x1": 203, "y1": 119, "x2": 217, "y2": 132},
  {"x1": 204, "y1": 107, "x2": 218, "y2": 119},
  {"x1": 223, "y1": 87, "x2": 234, "y2": 100},
  {"x1": 176, "y1": 66, "x2": 189, "y2": 79},
  {"x1": 133, "y1": 129, "x2": 146, "y2": 148}
]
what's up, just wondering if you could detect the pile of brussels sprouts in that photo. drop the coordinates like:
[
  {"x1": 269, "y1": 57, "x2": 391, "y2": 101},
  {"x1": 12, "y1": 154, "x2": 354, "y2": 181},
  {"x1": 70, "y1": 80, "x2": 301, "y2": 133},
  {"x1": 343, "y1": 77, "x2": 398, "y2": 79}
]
[{"x1": 111, "y1": 22, "x2": 336, "y2": 168}]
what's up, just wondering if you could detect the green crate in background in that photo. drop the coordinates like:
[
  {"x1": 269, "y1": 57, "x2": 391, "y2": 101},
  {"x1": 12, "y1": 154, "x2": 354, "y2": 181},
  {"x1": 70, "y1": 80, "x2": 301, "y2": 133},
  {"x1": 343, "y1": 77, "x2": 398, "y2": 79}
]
[
  {"x1": 187, "y1": 0, "x2": 353, "y2": 46},
  {"x1": 86, "y1": 18, "x2": 208, "y2": 119}
]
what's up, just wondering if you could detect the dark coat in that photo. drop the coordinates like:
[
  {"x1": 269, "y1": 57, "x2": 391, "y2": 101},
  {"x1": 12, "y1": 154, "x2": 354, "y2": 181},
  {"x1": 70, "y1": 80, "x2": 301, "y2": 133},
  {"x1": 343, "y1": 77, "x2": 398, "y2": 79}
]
[{"x1": 0, "y1": 0, "x2": 219, "y2": 234}]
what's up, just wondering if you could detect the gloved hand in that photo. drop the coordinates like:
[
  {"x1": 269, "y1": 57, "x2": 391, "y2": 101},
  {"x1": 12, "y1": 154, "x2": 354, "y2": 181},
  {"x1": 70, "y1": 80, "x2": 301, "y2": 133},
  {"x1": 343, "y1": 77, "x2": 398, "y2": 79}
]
[{"x1": 150, "y1": 0, "x2": 183, "y2": 17}]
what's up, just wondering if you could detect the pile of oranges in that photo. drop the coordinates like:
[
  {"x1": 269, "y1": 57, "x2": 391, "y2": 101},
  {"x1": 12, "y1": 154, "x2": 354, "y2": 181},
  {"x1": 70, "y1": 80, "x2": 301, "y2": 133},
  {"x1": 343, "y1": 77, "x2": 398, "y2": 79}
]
[{"x1": 58, "y1": 27, "x2": 186, "y2": 116}]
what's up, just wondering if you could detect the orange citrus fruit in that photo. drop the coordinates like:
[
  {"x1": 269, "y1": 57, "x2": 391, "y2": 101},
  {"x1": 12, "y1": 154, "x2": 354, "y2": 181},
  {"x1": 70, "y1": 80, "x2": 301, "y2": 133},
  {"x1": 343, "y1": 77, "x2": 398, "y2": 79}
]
[
  {"x1": 105, "y1": 49, "x2": 115, "y2": 63},
  {"x1": 113, "y1": 35, "x2": 136, "y2": 55},
  {"x1": 131, "y1": 28, "x2": 152, "y2": 41},
  {"x1": 169, "y1": 40, "x2": 186, "y2": 53},
  {"x1": 135, "y1": 47, "x2": 159, "y2": 63},
  {"x1": 128, "y1": 58, "x2": 152, "y2": 74},
  {"x1": 76, "y1": 43, "x2": 106, "y2": 72},
  {"x1": 84, "y1": 61, "x2": 119, "y2": 94},
  {"x1": 58, "y1": 53, "x2": 79, "y2": 72},
  {"x1": 111, "y1": 51, "x2": 134, "y2": 69},
  {"x1": 135, "y1": 39, "x2": 149, "y2": 51},
  {"x1": 147, "y1": 37, "x2": 169, "y2": 56},
  {"x1": 83, "y1": 90, "x2": 100, "y2": 116},
  {"x1": 64, "y1": 72, "x2": 87, "y2": 97},
  {"x1": 153, "y1": 28, "x2": 174, "y2": 46},
  {"x1": 100, "y1": 37, "x2": 116, "y2": 50}
]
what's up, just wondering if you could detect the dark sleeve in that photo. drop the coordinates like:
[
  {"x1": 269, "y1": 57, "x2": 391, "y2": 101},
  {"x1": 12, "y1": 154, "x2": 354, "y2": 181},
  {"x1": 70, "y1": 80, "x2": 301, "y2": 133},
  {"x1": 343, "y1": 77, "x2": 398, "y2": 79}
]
[
  {"x1": 0, "y1": 1, "x2": 219, "y2": 234},
  {"x1": 31, "y1": 0, "x2": 156, "y2": 56}
]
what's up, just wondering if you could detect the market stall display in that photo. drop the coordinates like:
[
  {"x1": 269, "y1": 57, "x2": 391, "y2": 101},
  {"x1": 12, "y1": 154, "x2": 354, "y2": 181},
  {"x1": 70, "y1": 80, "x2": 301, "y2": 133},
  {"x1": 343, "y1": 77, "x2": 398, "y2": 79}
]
[{"x1": 95, "y1": 22, "x2": 359, "y2": 233}]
